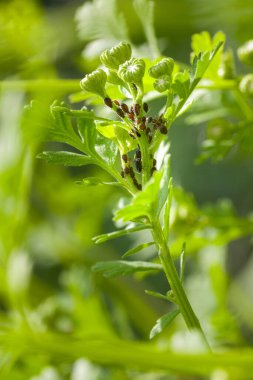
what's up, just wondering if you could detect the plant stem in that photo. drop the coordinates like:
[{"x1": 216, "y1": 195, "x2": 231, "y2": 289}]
[
  {"x1": 152, "y1": 219, "x2": 211, "y2": 350},
  {"x1": 138, "y1": 133, "x2": 151, "y2": 186}
]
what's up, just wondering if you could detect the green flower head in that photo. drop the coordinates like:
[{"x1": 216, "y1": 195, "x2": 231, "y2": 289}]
[
  {"x1": 237, "y1": 40, "x2": 253, "y2": 66},
  {"x1": 118, "y1": 58, "x2": 145, "y2": 83},
  {"x1": 149, "y1": 58, "x2": 174, "y2": 79},
  {"x1": 100, "y1": 42, "x2": 132, "y2": 70},
  {"x1": 239, "y1": 74, "x2": 253, "y2": 96},
  {"x1": 153, "y1": 75, "x2": 171, "y2": 93},
  {"x1": 80, "y1": 69, "x2": 107, "y2": 98}
]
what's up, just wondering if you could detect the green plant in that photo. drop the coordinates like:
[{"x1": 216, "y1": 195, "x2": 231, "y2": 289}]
[
  {"x1": 3, "y1": 1, "x2": 253, "y2": 378},
  {"x1": 37, "y1": 33, "x2": 227, "y2": 348}
]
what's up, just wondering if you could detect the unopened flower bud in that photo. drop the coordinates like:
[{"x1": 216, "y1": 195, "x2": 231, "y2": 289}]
[
  {"x1": 80, "y1": 69, "x2": 107, "y2": 98},
  {"x1": 237, "y1": 40, "x2": 253, "y2": 66},
  {"x1": 100, "y1": 42, "x2": 132, "y2": 70},
  {"x1": 153, "y1": 75, "x2": 171, "y2": 92},
  {"x1": 218, "y1": 49, "x2": 236, "y2": 79},
  {"x1": 118, "y1": 58, "x2": 145, "y2": 83},
  {"x1": 149, "y1": 58, "x2": 174, "y2": 79},
  {"x1": 239, "y1": 74, "x2": 253, "y2": 96}
]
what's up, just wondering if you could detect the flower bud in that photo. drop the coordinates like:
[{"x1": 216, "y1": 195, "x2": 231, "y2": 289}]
[
  {"x1": 218, "y1": 49, "x2": 236, "y2": 79},
  {"x1": 237, "y1": 40, "x2": 253, "y2": 66},
  {"x1": 100, "y1": 42, "x2": 132, "y2": 70},
  {"x1": 153, "y1": 75, "x2": 171, "y2": 92},
  {"x1": 239, "y1": 74, "x2": 253, "y2": 96},
  {"x1": 148, "y1": 58, "x2": 174, "y2": 79},
  {"x1": 118, "y1": 58, "x2": 145, "y2": 83},
  {"x1": 80, "y1": 69, "x2": 107, "y2": 98}
]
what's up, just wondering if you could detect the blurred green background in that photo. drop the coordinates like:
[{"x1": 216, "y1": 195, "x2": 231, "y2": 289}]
[{"x1": 1, "y1": 0, "x2": 253, "y2": 379}]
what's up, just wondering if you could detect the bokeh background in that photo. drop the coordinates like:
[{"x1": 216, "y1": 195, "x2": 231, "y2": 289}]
[{"x1": 1, "y1": 0, "x2": 253, "y2": 379}]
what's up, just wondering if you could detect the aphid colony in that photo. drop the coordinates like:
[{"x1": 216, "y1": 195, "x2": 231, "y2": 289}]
[
  {"x1": 104, "y1": 97, "x2": 167, "y2": 139},
  {"x1": 104, "y1": 97, "x2": 162, "y2": 190}
]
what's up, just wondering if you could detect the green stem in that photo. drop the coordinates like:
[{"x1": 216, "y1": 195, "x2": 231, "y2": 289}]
[
  {"x1": 152, "y1": 219, "x2": 211, "y2": 350},
  {"x1": 138, "y1": 133, "x2": 151, "y2": 186}
]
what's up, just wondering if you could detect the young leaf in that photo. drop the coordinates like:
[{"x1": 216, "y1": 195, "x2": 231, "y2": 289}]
[
  {"x1": 92, "y1": 260, "x2": 162, "y2": 278},
  {"x1": 122, "y1": 242, "x2": 155, "y2": 258},
  {"x1": 149, "y1": 310, "x2": 180, "y2": 339},
  {"x1": 37, "y1": 151, "x2": 95, "y2": 166},
  {"x1": 191, "y1": 31, "x2": 226, "y2": 80},
  {"x1": 92, "y1": 225, "x2": 151, "y2": 244}
]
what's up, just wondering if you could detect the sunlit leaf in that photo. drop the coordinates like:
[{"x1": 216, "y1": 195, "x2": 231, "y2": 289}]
[
  {"x1": 122, "y1": 241, "x2": 155, "y2": 258},
  {"x1": 92, "y1": 225, "x2": 151, "y2": 244},
  {"x1": 149, "y1": 310, "x2": 180, "y2": 339},
  {"x1": 37, "y1": 151, "x2": 95, "y2": 166}
]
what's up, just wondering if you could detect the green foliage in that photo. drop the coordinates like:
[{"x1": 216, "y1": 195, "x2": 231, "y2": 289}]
[
  {"x1": 149, "y1": 310, "x2": 180, "y2": 339},
  {"x1": 92, "y1": 260, "x2": 162, "y2": 277},
  {"x1": 3, "y1": 1, "x2": 253, "y2": 379}
]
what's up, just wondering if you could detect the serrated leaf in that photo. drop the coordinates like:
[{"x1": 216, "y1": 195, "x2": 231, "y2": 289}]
[
  {"x1": 77, "y1": 117, "x2": 97, "y2": 155},
  {"x1": 92, "y1": 260, "x2": 162, "y2": 278},
  {"x1": 92, "y1": 225, "x2": 151, "y2": 244},
  {"x1": 191, "y1": 31, "x2": 225, "y2": 80},
  {"x1": 49, "y1": 103, "x2": 89, "y2": 150},
  {"x1": 122, "y1": 242, "x2": 155, "y2": 258},
  {"x1": 172, "y1": 71, "x2": 191, "y2": 99},
  {"x1": 149, "y1": 310, "x2": 180, "y2": 339},
  {"x1": 76, "y1": 0, "x2": 129, "y2": 52},
  {"x1": 37, "y1": 151, "x2": 95, "y2": 166}
]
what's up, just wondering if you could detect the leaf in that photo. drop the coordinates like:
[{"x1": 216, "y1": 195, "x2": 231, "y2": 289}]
[
  {"x1": 191, "y1": 31, "x2": 226, "y2": 80},
  {"x1": 122, "y1": 242, "x2": 155, "y2": 258},
  {"x1": 76, "y1": 177, "x2": 122, "y2": 187},
  {"x1": 95, "y1": 132, "x2": 118, "y2": 166},
  {"x1": 133, "y1": 0, "x2": 160, "y2": 58},
  {"x1": 172, "y1": 70, "x2": 191, "y2": 99},
  {"x1": 92, "y1": 260, "x2": 162, "y2": 278},
  {"x1": 37, "y1": 151, "x2": 95, "y2": 166},
  {"x1": 190, "y1": 42, "x2": 224, "y2": 90},
  {"x1": 145, "y1": 290, "x2": 169, "y2": 301},
  {"x1": 172, "y1": 41, "x2": 223, "y2": 119},
  {"x1": 77, "y1": 117, "x2": 97, "y2": 155},
  {"x1": 92, "y1": 225, "x2": 151, "y2": 244},
  {"x1": 149, "y1": 310, "x2": 180, "y2": 339},
  {"x1": 115, "y1": 155, "x2": 170, "y2": 222},
  {"x1": 47, "y1": 108, "x2": 84, "y2": 152},
  {"x1": 76, "y1": 0, "x2": 129, "y2": 60}
]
